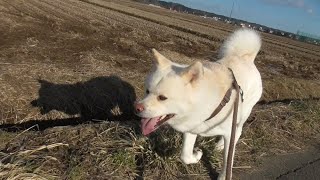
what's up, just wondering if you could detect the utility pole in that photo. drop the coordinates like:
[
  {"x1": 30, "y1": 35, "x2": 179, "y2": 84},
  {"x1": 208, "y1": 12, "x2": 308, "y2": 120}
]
[{"x1": 229, "y1": 1, "x2": 235, "y2": 21}]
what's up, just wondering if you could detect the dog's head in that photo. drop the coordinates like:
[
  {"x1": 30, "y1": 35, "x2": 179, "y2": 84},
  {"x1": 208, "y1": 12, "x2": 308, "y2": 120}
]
[{"x1": 135, "y1": 49, "x2": 204, "y2": 135}]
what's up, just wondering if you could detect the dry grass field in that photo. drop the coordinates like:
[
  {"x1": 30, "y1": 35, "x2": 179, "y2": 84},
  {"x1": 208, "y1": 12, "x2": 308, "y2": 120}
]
[{"x1": 0, "y1": 0, "x2": 319, "y2": 179}]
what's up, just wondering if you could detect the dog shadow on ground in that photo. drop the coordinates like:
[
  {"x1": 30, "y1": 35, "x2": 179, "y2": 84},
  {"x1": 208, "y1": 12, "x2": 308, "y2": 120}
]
[
  {"x1": 202, "y1": 148, "x2": 220, "y2": 180},
  {"x1": 0, "y1": 76, "x2": 137, "y2": 132},
  {"x1": 30, "y1": 76, "x2": 137, "y2": 123},
  {"x1": 31, "y1": 76, "x2": 147, "y2": 179},
  {"x1": 0, "y1": 75, "x2": 150, "y2": 179}
]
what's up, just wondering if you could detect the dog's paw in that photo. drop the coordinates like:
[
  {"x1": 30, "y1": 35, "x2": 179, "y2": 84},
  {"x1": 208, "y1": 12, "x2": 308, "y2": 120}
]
[
  {"x1": 180, "y1": 149, "x2": 203, "y2": 164},
  {"x1": 215, "y1": 139, "x2": 224, "y2": 151}
]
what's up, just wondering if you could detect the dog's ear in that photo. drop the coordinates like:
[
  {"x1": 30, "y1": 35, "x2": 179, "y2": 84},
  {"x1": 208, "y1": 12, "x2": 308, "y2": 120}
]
[
  {"x1": 38, "y1": 79, "x2": 52, "y2": 87},
  {"x1": 152, "y1": 48, "x2": 171, "y2": 68},
  {"x1": 181, "y1": 61, "x2": 204, "y2": 84}
]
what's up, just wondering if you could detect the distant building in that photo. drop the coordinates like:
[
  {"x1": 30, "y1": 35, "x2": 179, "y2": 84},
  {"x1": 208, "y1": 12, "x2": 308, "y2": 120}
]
[
  {"x1": 212, "y1": 17, "x2": 219, "y2": 21},
  {"x1": 296, "y1": 31, "x2": 320, "y2": 44},
  {"x1": 259, "y1": 27, "x2": 264, "y2": 32},
  {"x1": 297, "y1": 31, "x2": 320, "y2": 40}
]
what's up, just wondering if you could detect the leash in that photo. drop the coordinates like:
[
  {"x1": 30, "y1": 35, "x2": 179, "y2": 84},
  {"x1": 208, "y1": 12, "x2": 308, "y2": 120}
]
[
  {"x1": 204, "y1": 69, "x2": 243, "y2": 121},
  {"x1": 226, "y1": 80, "x2": 240, "y2": 180},
  {"x1": 204, "y1": 68, "x2": 243, "y2": 180}
]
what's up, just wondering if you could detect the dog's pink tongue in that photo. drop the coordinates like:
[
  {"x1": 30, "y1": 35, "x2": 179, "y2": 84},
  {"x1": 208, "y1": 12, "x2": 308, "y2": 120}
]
[{"x1": 141, "y1": 117, "x2": 159, "y2": 136}]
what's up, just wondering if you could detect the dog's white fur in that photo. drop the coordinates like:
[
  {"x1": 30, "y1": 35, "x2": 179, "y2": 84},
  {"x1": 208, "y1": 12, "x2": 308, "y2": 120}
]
[{"x1": 138, "y1": 29, "x2": 262, "y2": 180}]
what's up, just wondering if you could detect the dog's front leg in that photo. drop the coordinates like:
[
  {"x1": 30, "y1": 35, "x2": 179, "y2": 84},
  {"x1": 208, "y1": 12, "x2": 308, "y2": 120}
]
[{"x1": 180, "y1": 132, "x2": 203, "y2": 164}]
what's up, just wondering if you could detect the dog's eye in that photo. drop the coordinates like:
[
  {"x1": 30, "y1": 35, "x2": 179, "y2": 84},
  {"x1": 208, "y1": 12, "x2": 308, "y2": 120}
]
[
  {"x1": 158, "y1": 95, "x2": 167, "y2": 101},
  {"x1": 146, "y1": 89, "x2": 150, "y2": 94}
]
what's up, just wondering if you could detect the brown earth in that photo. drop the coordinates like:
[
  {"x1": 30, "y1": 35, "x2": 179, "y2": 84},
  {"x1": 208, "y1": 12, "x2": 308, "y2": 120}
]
[{"x1": 0, "y1": 0, "x2": 319, "y2": 179}]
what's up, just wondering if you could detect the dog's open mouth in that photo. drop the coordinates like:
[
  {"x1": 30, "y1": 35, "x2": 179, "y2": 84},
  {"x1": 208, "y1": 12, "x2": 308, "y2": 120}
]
[{"x1": 141, "y1": 114, "x2": 175, "y2": 136}]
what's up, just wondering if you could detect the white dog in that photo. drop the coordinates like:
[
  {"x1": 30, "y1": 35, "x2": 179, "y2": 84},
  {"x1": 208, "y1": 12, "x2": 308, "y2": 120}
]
[{"x1": 135, "y1": 29, "x2": 262, "y2": 180}]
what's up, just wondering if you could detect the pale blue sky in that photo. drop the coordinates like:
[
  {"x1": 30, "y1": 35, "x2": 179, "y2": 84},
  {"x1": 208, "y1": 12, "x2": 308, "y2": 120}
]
[{"x1": 164, "y1": 0, "x2": 320, "y2": 36}]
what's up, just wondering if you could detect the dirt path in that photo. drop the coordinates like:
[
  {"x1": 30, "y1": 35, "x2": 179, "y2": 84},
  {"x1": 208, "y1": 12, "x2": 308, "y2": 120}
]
[{"x1": 239, "y1": 146, "x2": 320, "y2": 180}]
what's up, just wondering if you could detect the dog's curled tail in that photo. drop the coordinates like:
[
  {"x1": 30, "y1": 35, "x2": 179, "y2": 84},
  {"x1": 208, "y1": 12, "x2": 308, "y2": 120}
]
[{"x1": 219, "y1": 28, "x2": 261, "y2": 62}]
